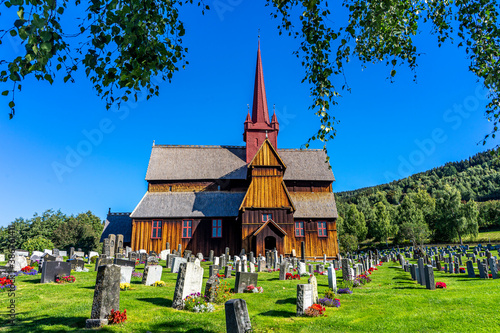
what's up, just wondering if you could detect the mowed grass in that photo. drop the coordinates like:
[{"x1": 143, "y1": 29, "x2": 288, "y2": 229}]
[
  {"x1": 1, "y1": 258, "x2": 500, "y2": 333},
  {"x1": 463, "y1": 230, "x2": 500, "y2": 242}
]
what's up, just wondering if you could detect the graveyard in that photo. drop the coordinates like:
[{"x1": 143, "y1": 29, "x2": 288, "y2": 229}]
[{"x1": 1, "y1": 243, "x2": 500, "y2": 332}]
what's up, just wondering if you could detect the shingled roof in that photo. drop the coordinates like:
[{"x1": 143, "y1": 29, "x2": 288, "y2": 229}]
[
  {"x1": 130, "y1": 191, "x2": 246, "y2": 219},
  {"x1": 145, "y1": 145, "x2": 334, "y2": 181},
  {"x1": 100, "y1": 213, "x2": 132, "y2": 243},
  {"x1": 289, "y1": 192, "x2": 338, "y2": 219}
]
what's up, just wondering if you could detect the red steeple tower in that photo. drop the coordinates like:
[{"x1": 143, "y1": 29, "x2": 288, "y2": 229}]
[{"x1": 243, "y1": 42, "x2": 279, "y2": 163}]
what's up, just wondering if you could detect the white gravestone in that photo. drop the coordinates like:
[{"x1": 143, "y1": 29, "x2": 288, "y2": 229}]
[
  {"x1": 143, "y1": 265, "x2": 163, "y2": 286},
  {"x1": 120, "y1": 266, "x2": 133, "y2": 284}
]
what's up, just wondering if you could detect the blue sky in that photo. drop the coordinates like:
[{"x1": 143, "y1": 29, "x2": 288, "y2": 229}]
[{"x1": 0, "y1": 1, "x2": 497, "y2": 227}]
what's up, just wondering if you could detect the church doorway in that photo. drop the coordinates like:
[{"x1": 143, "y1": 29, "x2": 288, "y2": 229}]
[{"x1": 264, "y1": 236, "x2": 276, "y2": 251}]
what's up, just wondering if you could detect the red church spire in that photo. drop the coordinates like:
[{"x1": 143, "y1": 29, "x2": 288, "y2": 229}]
[
  {"x1": 252, "y1": 41, "x2": 270, "y2": 125},
  {"x1": 243, "y1": 42, "x2": 279, "y2": 163}
]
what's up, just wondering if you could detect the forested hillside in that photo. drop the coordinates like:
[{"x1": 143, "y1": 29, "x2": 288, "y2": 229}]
[{"x1": 334, "y1": 150, "x2": 500, "y2": 251}]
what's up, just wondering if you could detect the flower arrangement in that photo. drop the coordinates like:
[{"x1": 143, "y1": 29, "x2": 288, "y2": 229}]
[
  {"x1": 153, "y1": 281, "x2": 166, "y2": 287},
  {"x1": 318, "y1": 297, "x2": 341, "y2": 308},
  {"x1": 120, "y1": 283, "x2": 131, "y2": 291},
  {"x1": 436, "y1": 282, "x2": 447, "y2": 289},
  {"x1": 304, "y1": 304, "x2": 326, "y2": 317},
  {"x1": 214, "y1": 280, "x2": 232, "y2": 304},
  {"x1": 324, "y1": 289, "x2": 336, "y2": 299},
  {"x1": 459, "y1": 267, "x2": 466, "y2": 273},
  {"x1": 21, "y1": 266, "x2": 34, "y2": 273},
  {"x1": 216, "y1": 273, "x2": 225, "y2": 278},
  {"x1": 183, "y1": 293, "x2": 214, "y2": 313},
  {"x1": 286, "y1": 272, "x2": 301, "y2": 280},
  {"x1": 193, "y1": 303, "x2": 215, "y2": 313},
  {"x1": 488, "y1": 273, "x2": 493, "y2": 278},
  {"x1": 131, "y1": 272, "x2": 143, "y2": 278},
  {"x1": 0, "y1": 277, "x2": 14, "y2": 292},
  {"x1": 108, "y1": 309, "x2": 127, "y2": 324},
  {"x1": 337, "y1": 288, "x2": 353, "y2": 294},
  {"x1": 245, "y1": 284, "x2": 263, "y2": 293},
  {"x1": 314, "y1": 270, "x2": 326, "y2": 275},
  {"x1": 56, "y1": 275, "x2": 75, "y2": 284}
]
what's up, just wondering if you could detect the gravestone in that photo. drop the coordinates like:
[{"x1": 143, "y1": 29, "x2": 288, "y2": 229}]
[
  {"x1": 415, "y1": 266, "x2": 421, "y2": 284},
  {"x1": 0, "y1": 254, "x2": 5, "y2": 262},
  {"x1": 209, "y1": 250, "x2": 214, "y2": 262},
  {"x1": 172, "y1": 262, "x2": 204, "y2": 309},
  {"x1": 70, "y1": 247, "x2": 75, "y2": 258},
  {"x1": 52, "y1": 249, "x2": 60, "y2": 256},
  {"x1": 225, "y1": 299, "x2": 252, "y2": 333},
  {"x1": 197, "y1": 253, "x2": 204, "y2": 261},
  {"x1": 466, "y1": 260, "x2": 475, "y2": 278},
  {"x1": 327, "y1": 266, "x2": 337, "y2": 291},
  {"x1": 204, "y1": 275, "x2": 220, "y2": 303},
  {"x1": 108, "y1": 234, "x2": 116, "y2": 257},
  {"x1": 114, "y1": 258, "x2": 136, "y2": 268},
  {"x1": 424, "y1": 265, "x2": 435, "y2": 290},
  {"x1": 225, "y1": 247, "x2": 230, "y2": 257},
  {"x1": 297, "y1": 262, "x2": 306, "y2": 276},
  {"x1": 214, "y1": 256, "x2": 220, "y2": 266},
  {"x1": 171, "y1": 257, "x2": 188, "y2": 273},
  {"x1": 142, "y1": 265, "x2": 163, "y2": 286},
  {"x1": 95, "y1": 257, "x2": 113, "y2": 271},
  {"x1": 160, "y1": 250, "x2": 170, "y2": 261},
  {"x1": 183, "y1": 250, "x2": 192, "y2": 259},
  {"x1": 296, "y1": 284, "x2": 313, "y2": 316},
  {"x1": 40, "y1": 261, "x2": 72, "y2": 283},
  {"x1": 225, "y1": 266, "x2": 232, "y2": 279},
  {"x1": 87, "y1": 264, "x2": 120, "y2": 326},
  {"x1": 279, "y1": 260, "x2": 288, "y2": 280},
  {"x1": 257, "y1": 259, "x2": 266, "y2": 272},
  {"x1": 308, "y1": 275, "x2": 319, "y2": 303},
  {"x1": 234, "y1": 272, "x2": 258, "y2": 293},
  {"x1": 120, "y1": 266, "x2": 133, "y2": 284},
  {"x1": 418, "y1": 258, "x2": 426, "y2": 286},
  {"x1": 249, "y1": 252, "x2": 254, "y2": 264},
  {"x1": 116, "y1": 234, "x2": 124, "y2": 252},
  {"x1": 488, "y1": 257, "x2": 498, "y2": 279},
  {"x1": 66, "y1": 258, "x2": 84, "y2": 271},
  {"x1": 478, "y1": 262, "x2": 487, "y2": 279},
  {"x1": 341, "y1": 259, "x2": 351, "y2": 281},
  {"x1": 209, "y1": 264, "x2": 220, "y2": 277},
  {"x1": 10, "y1": 255, "x2": 27, "y2": 272},
  {"x1": 249, "y1": 262, "x2": 255, "y2": 273}
]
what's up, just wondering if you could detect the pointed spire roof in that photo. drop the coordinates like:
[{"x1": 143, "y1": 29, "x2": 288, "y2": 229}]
[{"x1": 252, "y1": 41, "x2": 270, "y2": 125}]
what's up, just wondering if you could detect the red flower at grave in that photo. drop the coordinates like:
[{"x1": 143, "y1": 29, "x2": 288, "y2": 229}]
[
  {"x1": 488, "y1": 273, "x2": 492, "y2": 278},
  {"x1": 436, "y1": 282, "x2": 447, "y2": 289}
]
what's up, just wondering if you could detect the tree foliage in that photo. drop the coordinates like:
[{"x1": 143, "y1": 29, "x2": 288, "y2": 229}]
[
  {"x1": 1, "y1": 1, "x2": 498, "y2": 143},
  {"x1": 0, "y1": 209, "x2": 103, "y2": 252}
]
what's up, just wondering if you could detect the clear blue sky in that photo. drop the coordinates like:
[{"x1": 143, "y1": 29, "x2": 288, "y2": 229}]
[{"x1": 0, "y1": 1, "x2": 497, "y2": 227}]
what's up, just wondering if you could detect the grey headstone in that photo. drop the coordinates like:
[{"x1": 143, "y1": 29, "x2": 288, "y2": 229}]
[
  {"x1": 142, "y1": 265, "x2": 163, "y2": 286},
  {"x1": 327, "y1": 266, "x2": 337, "y2": 291},
  {"x1": 224, "y1": 266, "x2": 232, "y2": 279},
  {"x1": 172, "y1": 262, "x2": 204, "y2": 309},
  {"x1": 418, "y1": 258, "x2": 425, "y2": 286},
  {"x1": 308, "y1": 275, "x2": 319, "y2": 303},
  {"x1": 204, "y1": 275, "x2": 220, "y2": 303},
  {"x1": 225, "y1": 299, "x2": 252, "y2": 333},
  {"x1": 171, "y1": 257, "x2": 187, "y2": 273},
  {"x1": 296, "y1": 284, "x2": 313, "y2": 316},
  {"x1": 209, "y1": 265, "x2": 220, "y2": 277},
  {"x1": 234, "y1": 272, "x2": 258, "y2": 293},
  {"x1": 424, "y1": 265, "x2": 435, "y2": 290},
  {"x1": 120, "y1": 266, "x2": 133, "y2": 284},
  {"x1": 466, "y1": 260, "x2": 475, "y2": 278},
  {"x1": 113, "y1": 258, "x2": 136, "y2": 268},
  {"x1": 90, "y1": 264, "x2": 120, "y2": 320},
  {"x1": 279, "y1": 260, "x2": 288, "y2": 280},
  {"x1": 40, "y1": 261, "x2": 72, "y2": 283}
]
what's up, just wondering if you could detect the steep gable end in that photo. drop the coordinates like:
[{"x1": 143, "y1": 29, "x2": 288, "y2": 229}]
[{"x1": 249, "y1": 139, "x2": 286, "y2": 169}]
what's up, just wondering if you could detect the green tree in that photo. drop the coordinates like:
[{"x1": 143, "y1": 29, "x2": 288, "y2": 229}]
[
  {"x1": 434, "y1": 184, "x2": 479, "y2": 244},
  {"x1": 1, "y1": 1, "x2": 499, "y2": 144},
  {"x1": 22, "y1": 236, "x2": 54, "y2": 253},
  {"x1": 339, "y1": 233, "x2": 358, "y2": 254},
  {"x1": 52, "y1": 212, "x2": 102, "y2": 252},
  {"x1": 344, "y1": 203, "x2": 368, "y2": 242},
  {"x1": 395, "y1": 195, "x2": 430, "y2": 247},
  {"x1": 371, "y1": 201, "x2": 392, "y2": 245},
  {"x1": 26, "y1": 209, "x2": 67, "y2": 242}
]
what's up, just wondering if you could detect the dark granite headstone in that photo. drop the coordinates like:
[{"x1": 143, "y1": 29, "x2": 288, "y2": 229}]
[
  {"x1": 95, "y1": 257, "x2": 113, "y2": 271},
  {"x1": 234, "y1": 272, "x2": 258, "y2": 293},
  {"x1": 89, "y1": 264, "x2": 120, "y2": 320},
  {"x1": 66, "y1": 258, "x2": 84, "y2": 271},
  {"x1": 114, "y1": 258, "x2": 136, "y2": 268},
  {"x1": 177, "y1": 244, "x2": 182, "y2": 254},
  {"x1": 225, "y1": 299, "x2": 252, "y2": 333},
  {"x1": 41, "y1": 261, "x2": 72, "y2": 283},
  {"x1": 424, "y1": 265, "x2": 435, "y2": 290},
  {"x1": 418, "y1": 258, "x2": 425, "y2": 286},
  {"x1": 209, "y1": 264, "x2": 220, "y2": 277},
  {"x1": 301, "y1": 241, "x2": 306, "y2": 263},
  {"x1": 341, "y1": 258, "x2": 351, "y2": 281},
  {"x1": 224, "y1": 266, "x2": 232, "y2": 279}
]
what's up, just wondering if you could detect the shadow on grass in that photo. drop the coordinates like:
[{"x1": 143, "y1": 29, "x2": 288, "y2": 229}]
[
  {"x1": 130, "y1": 320, "x2": 218, "y2": 333},
  {"x1": 138, "y1": 297, "x2": 172, "y2": 307},
  {"x1": 275, "y1": 298, "x2": 295, "y2": 305},
  {"x1": 259, "y1": 310, "x2": 295, "y2": 318},
  {"x1": 3, "y1": 314, "x2": 87, "y2": 333},
  {"x1": 19, "y1": 278, "x2": 41, "y2": 284}
]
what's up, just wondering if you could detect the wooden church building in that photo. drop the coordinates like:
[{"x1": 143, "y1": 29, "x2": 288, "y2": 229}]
[{"x1": 129, "y1": 45, "x2": 339, "y2": 257}]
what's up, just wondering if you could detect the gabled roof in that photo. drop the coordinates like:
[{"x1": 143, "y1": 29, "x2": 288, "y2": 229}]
[
  {"x1": 130, "y1": 191, "x2": 245, "y2": 218},
  {"x1": 253, "y1": 219, "x2": 287, "y2": 236},
  {"x1": 145, "y1": 145, "x2": 334, "y2": 181},
  {"x1": 249, "y1": 139, "x2": 286, "y2": 169},
  {"x1": 101, "y1": 213, "x2": 132, "y2": 243},
  {"x1": 289, "y1": 192, "x2": 338, "y2": 218}
]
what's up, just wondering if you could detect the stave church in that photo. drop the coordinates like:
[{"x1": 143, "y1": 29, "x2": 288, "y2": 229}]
[{"x1": 104, "y1": 44, "x2": 339, "y2": 257}]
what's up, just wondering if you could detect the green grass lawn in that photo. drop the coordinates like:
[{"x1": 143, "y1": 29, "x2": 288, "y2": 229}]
[{"x1": 1, "y1": 258, "x2": 500, "y2": 333}]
